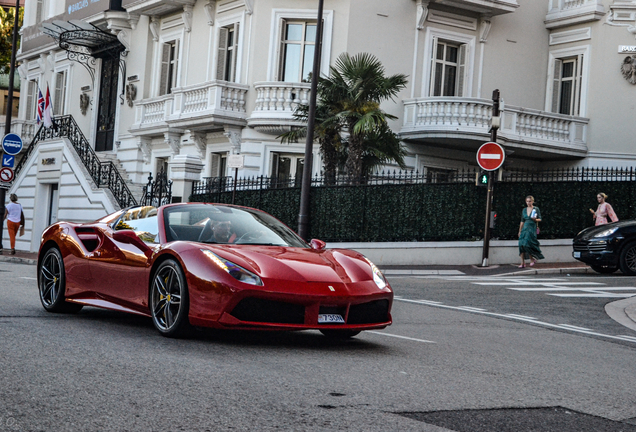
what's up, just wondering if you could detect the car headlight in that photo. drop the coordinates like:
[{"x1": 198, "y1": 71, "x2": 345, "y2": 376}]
[
  {"x1": 594, "y1": 227, "x2": 618, "y2": 238},
  {"x1": 364, "y1": 258, "x2": 387, "y2": 289},
  {"x1": 201, "y1": 249, "x2": 263, "y2": 286}
]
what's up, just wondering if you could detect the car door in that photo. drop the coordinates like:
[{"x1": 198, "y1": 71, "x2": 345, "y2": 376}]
[{"x1": 89, "y1": 207, "x2": 159, "y2": 310}]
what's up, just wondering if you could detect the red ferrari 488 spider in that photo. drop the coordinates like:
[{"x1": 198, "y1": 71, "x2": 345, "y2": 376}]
[{"x1": 37, "y1": 203, "x2": 393, "y2": 338}]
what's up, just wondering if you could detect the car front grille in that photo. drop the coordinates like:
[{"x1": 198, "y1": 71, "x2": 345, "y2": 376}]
[
  {"x1": 573, "y1": 242, "x2": 608, "y2": 252},
  {"x1": 230, "y1": 298, "x2": 305, "y2": 324},
  {"x1": 347, "y1": 300, "x2": 390, "y2": 324}
]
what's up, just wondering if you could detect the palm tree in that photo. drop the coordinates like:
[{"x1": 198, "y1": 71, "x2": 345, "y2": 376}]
[
  {"x1": 280, "y1": 52, "x2": 408, "y2": 182},
  {"x1": 323, "y1": 52, "x2": 408, "y2": 178}
]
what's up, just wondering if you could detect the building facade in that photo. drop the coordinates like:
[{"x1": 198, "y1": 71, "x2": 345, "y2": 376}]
[{"x1": 5, "y1": 0, "x2": 636, "y2": 251}]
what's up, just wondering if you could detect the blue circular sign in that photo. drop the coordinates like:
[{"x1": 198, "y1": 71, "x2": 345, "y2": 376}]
[{"x1": 2, "y1": 133, "x2": 23, "y2": 156}]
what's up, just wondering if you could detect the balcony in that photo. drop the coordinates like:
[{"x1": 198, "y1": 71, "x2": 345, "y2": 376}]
[
  {"x1": 247, "y1": 82, "x2": 311, "y2": 135},
  {"x1": 0, "y1": 119, "x2": 38, "y2": 145},
  {"x1": 430, "y1": 0, "x2": 519, "y2": 16},
  {"x1": 124, "y1": 0, "x2": 195, "y2": 17},
  {"x1": 401, "y1": 97, "x2": 588, "y2": 159},
  {"x1": 130, "y1": 81, "x2": 249, "y2": 136},
  {"x1": 545, "y1": 0, "x2": 605, "y2": 29}
]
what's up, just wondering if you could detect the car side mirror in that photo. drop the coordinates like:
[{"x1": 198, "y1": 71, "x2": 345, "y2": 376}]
[
  {"x1": 310, "y1": 239, "x2": 326, "y2": 250},
  {"x1": 112, "y1": 230, "x2": 151, "y2": 253}
]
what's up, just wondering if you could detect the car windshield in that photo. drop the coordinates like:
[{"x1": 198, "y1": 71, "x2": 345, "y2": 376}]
[{"x1": 164, "y1": 204, "x2": 308, "y2": 247}]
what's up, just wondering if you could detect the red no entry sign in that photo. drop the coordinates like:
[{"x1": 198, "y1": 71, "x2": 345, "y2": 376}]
[
  {"x1": 0, "y1": 167, "x2": 14, "y2": 182},
  {"x1": 476, "y1": 142, "x2": 505, "y2": 171}
]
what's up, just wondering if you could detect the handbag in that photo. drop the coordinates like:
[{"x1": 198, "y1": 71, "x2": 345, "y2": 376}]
[
  {"x1": 536, "y1": 223, "x2": 540, "y2": 236},
  {"x1": 19, "y1": 208, "x2": 25, "y2": 237}
]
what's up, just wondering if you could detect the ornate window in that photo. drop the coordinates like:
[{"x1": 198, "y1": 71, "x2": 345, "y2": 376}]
[
  {"x1": 159, "y1": 40, "x2": 179, "y2": 96},
  {"x1": 279, "y1": 21, "x2": 317, "y2": 82},
  {"x1": 25, "y1": 79, "x2": 38, "y2": 121},
  {"x1": 53, "y1": 70, "x2": 67, "y2": 115},
  {"x1": 210, "y1": 152, "x2": 228, "y2": 177},
  {"x1": 271, "y1": 153, "x2": 304, "y2": 186},
  {"x1": 546, "y1": 46, "x2": 589, "y2": 116},
  {"x1": 217, "y1": 24, "x2": 239, "y2": 82},
  {"x1": 423, "y1": 28, "x2": 474, "y2": 98}
]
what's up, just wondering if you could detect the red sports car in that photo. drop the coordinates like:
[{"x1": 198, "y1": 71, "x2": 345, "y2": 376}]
[{"x1": 37, "y1": 203, "x2": 393, "y2": 338}]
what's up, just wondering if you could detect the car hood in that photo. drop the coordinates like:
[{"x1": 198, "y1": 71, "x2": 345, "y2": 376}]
[
  {"x1": 206, "y1": 245, "x2": 374, "y2": 284},
  {"x1": 575, "y1": 221, "x2": 634, "y2": 240}
]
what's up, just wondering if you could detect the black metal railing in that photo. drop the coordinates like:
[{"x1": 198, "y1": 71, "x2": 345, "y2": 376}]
[
  {"x1": 14, "y1": 115, "x2": 137, "y2": 208},
  {"x1": 140, "y1": 169, "x2": 172, "y2": 207}
]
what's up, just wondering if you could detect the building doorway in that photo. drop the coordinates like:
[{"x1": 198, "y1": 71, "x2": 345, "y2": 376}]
[
  {"x1": 47, "y1": 183, "x2": 59, "y2": 226},
  {"x1": 95, "y1": 56, "x2": 120, "y2": 152}
]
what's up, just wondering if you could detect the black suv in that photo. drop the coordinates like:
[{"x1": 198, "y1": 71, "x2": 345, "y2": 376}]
[{"x1": 573, "y1": 221, "x2": 636, "y2": 274}]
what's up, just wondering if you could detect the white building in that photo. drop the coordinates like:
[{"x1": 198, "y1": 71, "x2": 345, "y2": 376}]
[{"x1": 5, "y1": 0, "x2": 636, "y2": 251}]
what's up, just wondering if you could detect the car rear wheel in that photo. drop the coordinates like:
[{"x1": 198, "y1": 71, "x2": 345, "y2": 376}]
[
  {"x1": 619, "y1": 242, "x2": 636, "y2": 275},
  {"x1": 38, "y1": 247, "x2": 83, "y2": 313},
  {"x1": 319, "y1": 329, "x2": 361, "y2": 339},
  {"x1": 150, "y1": 260, "x2": 191, "y2": 338},
  {"x1": 590, "y1": 265, "x2": 618, "y2": 274}
]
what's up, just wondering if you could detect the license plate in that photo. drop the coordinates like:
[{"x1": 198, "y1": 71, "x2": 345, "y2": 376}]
[
  {"x1": 573, "y1": 251, "x2": 581, "y2": 258},
  {"x1": 318, "y1": 314, "x2": 345, "y2": 324}
]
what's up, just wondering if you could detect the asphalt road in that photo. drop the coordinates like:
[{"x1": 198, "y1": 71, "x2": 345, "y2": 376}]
[{"x1": 2, "y1": 261, "x2": 636, "y2": 431}]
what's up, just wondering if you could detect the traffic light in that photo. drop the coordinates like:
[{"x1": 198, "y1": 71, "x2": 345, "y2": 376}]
[
  {"x1": 476, "y1": 171, "x2": 489, "y2": 186},
  {"x1": 490, "y1": 211, "x2": 497, "y2": 229}
]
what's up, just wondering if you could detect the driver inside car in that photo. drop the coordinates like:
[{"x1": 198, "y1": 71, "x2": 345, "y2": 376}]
[{"x1": 212, "y1": 220, "x2": 237, "y2": 243}]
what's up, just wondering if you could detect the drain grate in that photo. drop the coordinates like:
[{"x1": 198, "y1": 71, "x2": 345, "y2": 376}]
[{"x1": 398, "y1": 407, "x2": 636, "y2": 432}]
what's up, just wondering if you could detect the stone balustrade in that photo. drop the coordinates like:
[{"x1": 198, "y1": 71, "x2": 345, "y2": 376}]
[
  {"x1": 0, "y1": 119, "x2": 38, "y2": 145},
  {"x1": 545, "y1": 0, "x2": 604, "y2": 28},
  {"x1": 247, "y1": 82, "x2": 311, "y2": 135},
  {"x1": 401, "y1": 97, "x2": 588, "y2": 155}
]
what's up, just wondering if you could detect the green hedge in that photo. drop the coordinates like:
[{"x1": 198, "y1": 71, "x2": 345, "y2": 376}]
[{"x1": 191, "y1": 181, "x2": 636, "y2": 242}]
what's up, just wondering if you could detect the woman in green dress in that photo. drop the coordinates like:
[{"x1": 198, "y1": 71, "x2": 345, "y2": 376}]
[{"x1": 518, "y1": 195, "x2": 544, "y2": 268}]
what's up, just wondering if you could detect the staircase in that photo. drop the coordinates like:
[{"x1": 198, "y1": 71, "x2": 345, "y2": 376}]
[{"x1": 97, "y1": 152, "x2": 145, "y2": 203}]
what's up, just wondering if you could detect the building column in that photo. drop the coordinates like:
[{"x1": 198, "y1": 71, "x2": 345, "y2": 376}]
[{"x1": 168, "y1": 154, "x2": 204, "y2": 202}]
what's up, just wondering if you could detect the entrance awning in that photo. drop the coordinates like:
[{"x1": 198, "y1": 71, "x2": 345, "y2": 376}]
[{"x1": 41, "y1": 20, "x2": 126, "y2": 82}]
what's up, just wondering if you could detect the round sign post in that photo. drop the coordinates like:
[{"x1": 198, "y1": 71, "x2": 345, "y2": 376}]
[
  {"x1": 2, "y1": 133, "x2": 23, "y2": 156},
  {"x1": 0, "y1": 167, "x2": 14, "y2": 182},
  {"x1": 476, "y1": 141, "x2": 505, "y2": 171}
]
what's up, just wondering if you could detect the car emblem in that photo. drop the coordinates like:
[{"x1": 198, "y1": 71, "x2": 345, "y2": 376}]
[{"x1": 328, "y1": 286, "x2": 335, "y2": 292}]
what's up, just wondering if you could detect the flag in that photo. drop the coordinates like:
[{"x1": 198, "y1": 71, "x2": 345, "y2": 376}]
[
  {"x1": 43, "y1": 85, "x2": 53, "y2": 128},
  {"x1": 36, "y1": 89, "x2": 44, "y2": 125}
]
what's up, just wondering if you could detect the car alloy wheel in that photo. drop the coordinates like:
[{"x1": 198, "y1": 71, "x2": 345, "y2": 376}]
[
  {"x1": 619, "y1": 242, "x2": 636, "y2": 276},
  {"x1": 38, "y1": 248, "x2": 83, "y2": 313},
  {"x1": 150, "y1": 260, "x2": 190, "y2": 337}
]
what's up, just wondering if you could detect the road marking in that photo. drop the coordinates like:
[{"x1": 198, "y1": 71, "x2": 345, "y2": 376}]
[
  {"x1": 366, "y1": 331, "x2": 436, "y2": 344},
  {"x1": 395, "y1": 297, "x2": 636, "y2": 345},
  {"x1": 19, "y1": 277, "x2": 37, "y2": 280},
  {"x1": 383, "y1": 269, "x2": 464, "y2": 276},
  {"x1": 550, "y1": 293, "x2": 636, "y2": 298}
]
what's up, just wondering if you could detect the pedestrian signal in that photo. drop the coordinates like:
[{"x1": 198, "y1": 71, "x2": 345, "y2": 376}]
[
  {"x1": 476, "y1": 171, "x2": 489, "y2": 186},
  {"x1": 490, "y1": 211, "x2": 497, "y2": 229}
]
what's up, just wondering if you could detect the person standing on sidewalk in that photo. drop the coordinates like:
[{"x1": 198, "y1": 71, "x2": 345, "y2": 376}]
[
  {"x1": 3, "y1": 193, "x2": 24, "y2": 255},
  {"x1": 589, "y1": 192, "x2": 618, "y2": 226},
  {"x1": 518, "y1": 195, "x2": 544, "y2": 268}
]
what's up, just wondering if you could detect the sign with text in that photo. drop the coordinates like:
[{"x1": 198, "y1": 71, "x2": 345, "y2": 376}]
[
  {"x1": 619, "y1": 45, "x2": 636, "y2": 54},
  {"x1": 227, "y1": 154, "x2": 245, "y2": 169},
  {"x1": 476, "y1": 142, "x2": 505, "y2": 171},
  {"x1": 2, "y1": 133, "x2": 23, "y2": 155}
]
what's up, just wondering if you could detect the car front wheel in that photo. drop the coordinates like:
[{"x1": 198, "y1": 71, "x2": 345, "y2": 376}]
[
  {"x1": 619, "y1": 242, "x2": 636, "y2": 275},
  {"x1": 38, "y1": 247, "x2": 83, "y2": 313},
  {"x1": 150, "y1": 259, "x2": 191, "y2": 338}
]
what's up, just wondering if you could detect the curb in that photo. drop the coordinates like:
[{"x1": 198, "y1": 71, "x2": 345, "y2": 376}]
[
  {"x1": 0, "y1": 256, "x2": 37, "y2": 265},
  {"x1": 495, "y1": 267, "x2": 593, "y2": 277}
]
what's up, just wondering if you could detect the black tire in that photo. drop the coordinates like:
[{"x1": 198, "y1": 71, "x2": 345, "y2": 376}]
[
  {"x1": 150, "y1": 259, "x2": 191, "y2": 338},
  {"x1": 619, "y1": 241, "x2": 636, "y2": 275},
  {"x1": 319, "y1": 329, "x2": 361, "y2": 339},
  {"x1": 38, "y1": 247, "x2": 83, "y2": 313},
  {"x1": 590, "y1": 265, "x2": 618, "y2": 274}
]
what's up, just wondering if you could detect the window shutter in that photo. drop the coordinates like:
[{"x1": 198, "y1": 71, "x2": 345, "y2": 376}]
[
  {"x1": 36, "y1": 0, "x2": 43, "y2": 23},
  {"x1": 575, "y1": 54, "x2": 583, "y2": 116},
  {"x1": 230, "y1": 23, "x2": 239, "y2": 82},
  {"x1": 216, "y1": 27, "x2": 228, "y2": 80},
  {"x1": 551, "y1": 59, "x2": 562, "y2": 113},
  {"x1": 457, "y1": 44, "x2": 467, "y2": 97},
  {"x1": 270, "y1": 153, "x2": 279, "y2": 177},
  {"x1": 159, "y1": 43, "x2": 171, "y2": 96},
  {"x1": 210, "y1": 153, "x2": 220, "y2": 177},
  {"x1": 172, "y1": 40, "x2": 180, "y2": 90},
  {"x1": 54, "y1": 71, "x2": 65, "y2": 114},
  {"x1": 278, "y1": 19, "x2": 287, "y2": 81},
  {"x1": 428, "y1": 36, "x2": 437, "y2": 96},
  {"x1": 26, "y1": 80, "x2": 35, "y2": 120}
]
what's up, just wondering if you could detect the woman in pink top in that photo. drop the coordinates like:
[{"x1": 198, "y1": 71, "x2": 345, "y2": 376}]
[{"x1": 590, "y1": 193, "x2": 618, "y2": 226}]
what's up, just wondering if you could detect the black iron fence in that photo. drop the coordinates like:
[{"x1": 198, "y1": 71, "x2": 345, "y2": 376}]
[
  {"x1": 140, "y1": 170, "x2": 173, "y2": 207},
  {"x1": 14, "y1": 115, "x2": 138, "y2": 209},
  {"x1": 191, "y1": 168, "x2": 636, "y2": 242}
]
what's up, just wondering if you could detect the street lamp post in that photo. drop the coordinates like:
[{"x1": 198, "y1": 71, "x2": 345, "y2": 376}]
[
  {"x1": 297, "y1": 0, "x2": 324, "y2": 241},
  {"x1": 0, "y1": 0, "x2": 21, "y2": 252}
]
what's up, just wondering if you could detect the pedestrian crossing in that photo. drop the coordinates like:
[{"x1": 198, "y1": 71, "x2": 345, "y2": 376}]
[{"x1": 432, "y1": 276, "x2": 636, "y2": 299}]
